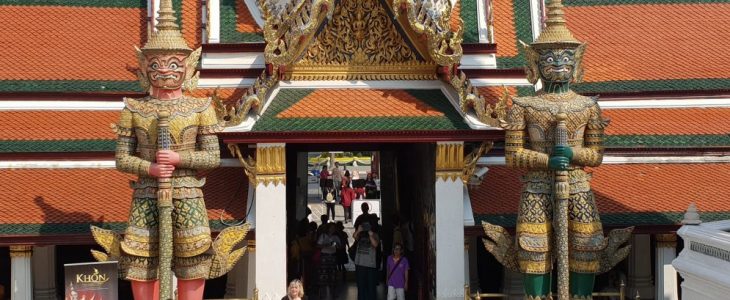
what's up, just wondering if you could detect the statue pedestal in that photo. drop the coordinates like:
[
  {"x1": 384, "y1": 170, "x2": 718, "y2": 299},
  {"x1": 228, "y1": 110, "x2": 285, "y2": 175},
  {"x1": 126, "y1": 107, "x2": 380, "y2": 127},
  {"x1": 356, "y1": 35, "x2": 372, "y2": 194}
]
[{"x1": 673, "y1": 220, "x2": 730, "y2": 300}]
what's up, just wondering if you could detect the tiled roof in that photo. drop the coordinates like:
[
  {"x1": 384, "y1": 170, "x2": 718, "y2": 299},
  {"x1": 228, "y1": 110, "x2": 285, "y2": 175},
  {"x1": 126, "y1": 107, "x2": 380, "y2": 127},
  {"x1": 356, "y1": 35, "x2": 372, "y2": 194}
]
[
  {"x1": 461, "y1": 0, "x2": 479, "y2": 43},
  {"x1": 251, "y1": 88, "x2": 471, "y2": 132},
  {"x1": 179, "y1": 0, "x2": 203, "y2": 48},
  {"x1": 494, "y1": 0, "x2": 532, "y2": 69},
  {"x1": 565, "y1": 2, "x2": 730, "y2": 84},
  {"x1": 189, "y1": 87, "x2": 247, "y2": 106},
  {"x1": 0, "y1": 111, "x2": 119, "y2": 141},
  {"x1": 278, "y1": 90, "x2": 445, "y2": 118},
  {"x1": 220, "y1": 0, "x2": 264, "y2": 43},
  {"x1": 470, "y1": 163, "x2": 730, "y2": 226},
  {"x1": 0, "y1": 4, "x2": 146, "y2": 92},
  {"x1": 603, "y1": 108, "x2": 730, "y2": 136},
  {"x1": 0, "y1": 167, "x2": 248, "y2": 235}
]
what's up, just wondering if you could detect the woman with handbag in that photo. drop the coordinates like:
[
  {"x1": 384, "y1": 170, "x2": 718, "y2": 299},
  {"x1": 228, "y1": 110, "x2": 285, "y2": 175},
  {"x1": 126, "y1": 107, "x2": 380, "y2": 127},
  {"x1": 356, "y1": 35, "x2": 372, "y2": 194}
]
[{"x1": 386, "y1": 243, "x2": 410, "y2": 300}]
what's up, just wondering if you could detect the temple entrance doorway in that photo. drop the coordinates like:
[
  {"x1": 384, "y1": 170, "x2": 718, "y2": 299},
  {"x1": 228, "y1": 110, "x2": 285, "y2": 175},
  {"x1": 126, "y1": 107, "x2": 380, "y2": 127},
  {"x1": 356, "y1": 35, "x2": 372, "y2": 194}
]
[{"x1": 284, "y1": 143, "x2": 435, "y2": 300}]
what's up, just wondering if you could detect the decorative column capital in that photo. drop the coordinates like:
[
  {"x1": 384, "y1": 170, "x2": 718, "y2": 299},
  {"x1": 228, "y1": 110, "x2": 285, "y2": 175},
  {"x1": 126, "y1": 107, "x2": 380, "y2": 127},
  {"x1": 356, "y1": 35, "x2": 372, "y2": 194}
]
[
  {"x1": 656, "y1": 233, "x2": 678, "y2": 248},
  {"x1": 255, "y1": 143, "x2": 286, "y2": 187},
  {"x1": 436, "y1": 141, "x2": 464, "y2": 182},
  {"x1": 9, "y1": 245, "x2": 32, "y2": 257}
]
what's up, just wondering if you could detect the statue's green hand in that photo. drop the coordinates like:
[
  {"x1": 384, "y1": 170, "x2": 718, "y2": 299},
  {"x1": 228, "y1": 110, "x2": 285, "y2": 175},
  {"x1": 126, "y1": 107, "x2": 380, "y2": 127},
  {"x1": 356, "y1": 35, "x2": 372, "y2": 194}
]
[
  {"x1": 548, "y1": 156, "x2": 570, "y2": 171},
  {"x1": 553, "y1": 145, "x2": 573, "y2": 161}
]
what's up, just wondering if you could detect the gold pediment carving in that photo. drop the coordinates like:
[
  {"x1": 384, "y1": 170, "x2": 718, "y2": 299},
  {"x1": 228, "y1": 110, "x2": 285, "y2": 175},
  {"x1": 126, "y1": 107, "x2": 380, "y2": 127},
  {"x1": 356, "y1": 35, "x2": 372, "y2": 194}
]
[{"x1": 287, "y1": 0, "x2": 438, "y2": 80}]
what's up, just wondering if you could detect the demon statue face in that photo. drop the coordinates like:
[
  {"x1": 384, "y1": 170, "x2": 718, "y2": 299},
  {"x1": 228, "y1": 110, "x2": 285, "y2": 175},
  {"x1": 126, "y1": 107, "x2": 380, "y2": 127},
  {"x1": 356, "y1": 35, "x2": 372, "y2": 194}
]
[
  {"x1": 145, "y1": 53, "x2": 188, "y2": 90},
  {"x1": 537, "y1": 48, "x2": 577, "y2": 83}
]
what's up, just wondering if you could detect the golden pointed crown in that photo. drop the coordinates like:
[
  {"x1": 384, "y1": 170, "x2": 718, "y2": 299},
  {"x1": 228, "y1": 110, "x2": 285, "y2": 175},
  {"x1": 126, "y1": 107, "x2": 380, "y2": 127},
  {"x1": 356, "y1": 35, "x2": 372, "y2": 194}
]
[
  {"x1": 531, "y1": 0, "x2": 582, "y2": 49},
  {"x1": 141, "y1": 0, "x2": 191, "y2": 53}
]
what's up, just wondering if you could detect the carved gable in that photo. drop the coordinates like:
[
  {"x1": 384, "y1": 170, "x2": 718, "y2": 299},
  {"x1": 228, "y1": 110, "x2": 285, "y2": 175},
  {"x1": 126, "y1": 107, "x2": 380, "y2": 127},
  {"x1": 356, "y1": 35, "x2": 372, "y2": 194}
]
[{"x1": 286, "y1": 0, "x2": 437, "y2": 80}]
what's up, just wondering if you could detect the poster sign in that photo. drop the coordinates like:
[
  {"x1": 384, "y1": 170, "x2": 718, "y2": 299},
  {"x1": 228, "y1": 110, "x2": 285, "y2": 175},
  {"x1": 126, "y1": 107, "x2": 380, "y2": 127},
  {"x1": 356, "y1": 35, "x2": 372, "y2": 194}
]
[{"x1": 64, "y1": 261, "x2": 118, "y2": 300}]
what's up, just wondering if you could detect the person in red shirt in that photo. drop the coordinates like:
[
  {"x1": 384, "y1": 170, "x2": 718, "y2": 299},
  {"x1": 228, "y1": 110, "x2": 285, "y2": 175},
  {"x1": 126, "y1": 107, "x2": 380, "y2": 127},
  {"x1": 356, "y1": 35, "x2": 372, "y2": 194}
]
[
  {"x1": 319, "y1": 165, "x2": 330, "y2": 201},
  {"x1": 340, "y1": 175, "x2": 355, "y2": 223}
]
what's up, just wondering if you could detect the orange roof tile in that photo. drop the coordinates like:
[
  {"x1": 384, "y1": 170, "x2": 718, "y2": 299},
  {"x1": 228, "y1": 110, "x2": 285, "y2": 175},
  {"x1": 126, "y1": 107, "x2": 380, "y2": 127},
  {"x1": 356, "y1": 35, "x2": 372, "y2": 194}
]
[
  {"x1": 603, "y1": 108, "x2": 730, "y2": 136},
  {"x1": 236, "y1": 0, "x2": 262, "y2": 33},
  {"x1": 182, "y1": 0, "x2": 203, "y2": 48},
  {"x1": 470, "y1": 163, "x2": 730, "y2": 216},
  {"x1": 0, "y1": 6, "x2": 145, "y2": 81},
  {"x1": 188, "y1": 88, "x2": 247, "y2": 106},
  {"x1": 0, "y1": 111, "x2": 119, "y2": 141},
  {"x1": 565, "y1": 4, "x2": 730, "y2": 82},
  {"x1": 493, "y1": 0, "x2": 519, "y2": 57},
  {"x1": 0, "y1": 167, "x2": 247, "y2": 225},
  {"x1": 450, "y1": 0, "x2": 462, "y2": 33},
  {"x1": 476, "y1": 86, "x2": 518, "y2": 106},
  {"x1": 277, "y1": 89, "x2": 446, "y2": 118}
]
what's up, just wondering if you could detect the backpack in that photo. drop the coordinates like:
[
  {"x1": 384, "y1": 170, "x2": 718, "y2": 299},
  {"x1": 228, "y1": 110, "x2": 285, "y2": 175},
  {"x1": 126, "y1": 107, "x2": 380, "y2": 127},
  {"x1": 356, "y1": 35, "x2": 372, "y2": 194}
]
[{"x1": 324, "y1": 191, "x2": 335, "y2": 203}]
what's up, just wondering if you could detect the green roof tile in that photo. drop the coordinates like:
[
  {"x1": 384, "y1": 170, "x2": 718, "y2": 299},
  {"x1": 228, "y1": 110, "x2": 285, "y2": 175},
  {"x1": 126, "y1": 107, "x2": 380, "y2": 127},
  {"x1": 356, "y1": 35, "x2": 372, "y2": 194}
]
[
  {"x1": 0, "y1": 140, "x2": 115, "y2": 153},
  {"x1": 220, "y1": 0, "x2": 264, "y2": 43},
  {"x1": 475, "y1": 211, "x2": 730, "y2": 227},
  {"x1": 0, "y1": 80, "x2": 142, "y2": 93},
  {"x1": 461, "y1": 0, "x2": 480, "y2": 43}
]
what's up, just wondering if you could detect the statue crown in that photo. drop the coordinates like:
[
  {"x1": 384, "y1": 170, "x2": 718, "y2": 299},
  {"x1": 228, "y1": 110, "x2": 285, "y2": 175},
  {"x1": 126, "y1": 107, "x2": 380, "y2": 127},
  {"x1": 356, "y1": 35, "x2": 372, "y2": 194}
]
[{"x1": 141, "y1": 0, "x2": 192, "y2": 54}]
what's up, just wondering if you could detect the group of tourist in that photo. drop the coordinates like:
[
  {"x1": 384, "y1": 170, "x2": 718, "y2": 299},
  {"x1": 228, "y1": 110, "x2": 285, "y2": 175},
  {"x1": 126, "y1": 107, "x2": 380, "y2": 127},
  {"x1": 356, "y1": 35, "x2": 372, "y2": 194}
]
[
  {"x1": 286, "y1": 202, "x2": 411, "y2": 300},
  {"x1": 319, "y1": 163, "x2": 379, "y2": 224}
]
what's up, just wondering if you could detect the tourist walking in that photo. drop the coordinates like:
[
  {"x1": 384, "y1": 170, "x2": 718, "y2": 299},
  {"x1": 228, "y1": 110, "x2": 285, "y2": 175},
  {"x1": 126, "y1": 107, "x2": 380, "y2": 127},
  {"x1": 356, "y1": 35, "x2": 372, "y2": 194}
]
[
  {"x1": 331, "y1": 162, "x2": 343, "y2": 200},
  {"x1": 316, "y1": 223, "x2": 342, "y2": 300}
]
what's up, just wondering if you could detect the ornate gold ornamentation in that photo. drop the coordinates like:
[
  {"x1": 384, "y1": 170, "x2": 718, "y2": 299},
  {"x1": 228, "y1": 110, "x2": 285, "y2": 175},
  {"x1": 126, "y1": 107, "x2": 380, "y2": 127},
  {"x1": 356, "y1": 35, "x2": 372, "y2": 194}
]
[
  {"x1": 462, "y1": 141, "x2": 493, "y2": 184},
  {"x1": 219, "y1": 68, "x2": 278, "y2": 127},
  {"x1": 9, "y1": 245, "x2": 32, "y2": 257},
  {"x1": 288, "y1": 0, "x2": 437, "y2": 80},
  {"x1": 392, "y1": 0, "x2": 463, "y2": 66},
  {"x1": 597, "y1": 227, "x2": 633, "y2": 274},
  {"x1": 481, "y1": 222, "x2": 519, "y2": 272},
  {"x1": 256, "y1": 144, "x2": 286, "y2": 186},
  {"x1": 228, "y1": 143, "x2": 257, "y2": 183},
  {"x1": 449, "y1": 71, "x2": 505, "y2": 127},
  {"x1": 436, "y1": 142, "x2": 464, "y2": 182},
  {"x1": 260, "y1": 0, "x2": 335, "y2": 66}
]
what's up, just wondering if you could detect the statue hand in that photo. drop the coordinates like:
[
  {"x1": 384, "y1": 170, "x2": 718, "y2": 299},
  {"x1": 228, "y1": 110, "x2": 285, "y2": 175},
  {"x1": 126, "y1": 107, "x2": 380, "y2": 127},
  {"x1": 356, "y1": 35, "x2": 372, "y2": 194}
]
[
  {"x1": 156, "y1": 150, "x2": 181, "y2": 166},
  {"x1": 548, "y1": 156, "x2": 570, "y2": 171},
  {"x1": 553, "y1": 145, "x2": 573, "y2": 161},
  {"x1": 150, "y1": 163, "x2": 175, "y2": 178}
]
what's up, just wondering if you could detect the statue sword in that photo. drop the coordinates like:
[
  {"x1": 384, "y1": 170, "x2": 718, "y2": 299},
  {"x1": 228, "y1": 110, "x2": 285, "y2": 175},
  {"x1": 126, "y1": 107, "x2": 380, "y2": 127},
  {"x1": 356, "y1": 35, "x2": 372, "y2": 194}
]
[
  {"x1": 156, "y1": 110, "x2": 174, "y2": 300},
  {"x1": 553, "y1": 110, "x2": 570, "y2": 300}
]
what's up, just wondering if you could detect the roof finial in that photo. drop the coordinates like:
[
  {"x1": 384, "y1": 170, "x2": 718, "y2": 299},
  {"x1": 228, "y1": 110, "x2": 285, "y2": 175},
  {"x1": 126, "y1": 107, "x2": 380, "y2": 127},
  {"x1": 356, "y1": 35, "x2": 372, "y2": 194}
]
[
  {"x1": 682, "y1": 202, "x2": 702, "y2": 225},
  {"x1": 531, "y1": 0, "x2": 581, "y2": 48},
  {"x1": 141, "y1": 0, "x2": 191, "y2": 53}
]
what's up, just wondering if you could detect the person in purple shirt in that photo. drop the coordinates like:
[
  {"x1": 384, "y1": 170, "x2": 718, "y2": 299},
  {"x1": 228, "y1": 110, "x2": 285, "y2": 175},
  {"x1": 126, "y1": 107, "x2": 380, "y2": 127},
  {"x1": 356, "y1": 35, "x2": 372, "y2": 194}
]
[{"x1": 386, "y1": 243, "x2": 409, "y2": 300}]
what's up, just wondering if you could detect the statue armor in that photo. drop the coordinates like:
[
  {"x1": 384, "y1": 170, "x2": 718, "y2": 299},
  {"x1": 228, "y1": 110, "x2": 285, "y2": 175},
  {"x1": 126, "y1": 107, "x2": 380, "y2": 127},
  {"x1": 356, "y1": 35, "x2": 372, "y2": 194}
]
[
  {"x1": 114, "y1": 96, "x2": 222, "y2": 280},
  {"x1": 503, "y1": 91, "x2": 609, "y2": 275}
]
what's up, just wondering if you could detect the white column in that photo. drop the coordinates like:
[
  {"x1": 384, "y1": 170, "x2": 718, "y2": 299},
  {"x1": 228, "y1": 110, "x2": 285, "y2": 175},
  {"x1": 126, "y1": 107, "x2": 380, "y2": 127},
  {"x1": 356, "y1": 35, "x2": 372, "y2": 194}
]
[
  {"x1": 435, "y1": 141, "x2": 465, "y2": 299},
  {"x1": 655, "y1": 234, "x2": 678, "y2": 300},
  {"x1": 255, "y1": 143, "x2": 287, "y2": 300},
  {"x1": 32, "y1": 246, "x2": 55, "y2": 300},
  {"x1": 10, "y1": 245, "x2": 32, "y2": 300},
  {"x1": 629, "y1": 234, "x2": 655, "y2": 299},
  {"x1": 208, "y1": 0, "x2": 220, "y2": 43}
]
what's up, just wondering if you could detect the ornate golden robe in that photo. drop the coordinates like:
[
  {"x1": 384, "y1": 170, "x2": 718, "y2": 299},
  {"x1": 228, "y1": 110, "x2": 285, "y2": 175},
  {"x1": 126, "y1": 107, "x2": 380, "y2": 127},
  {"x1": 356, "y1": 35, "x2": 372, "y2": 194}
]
[
  {"x1": 502, "y1": 91, "x2": 609, "y2": 274},
  {"x1": 115, "y1": 96, "x2": 221, "y2": 281}
]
